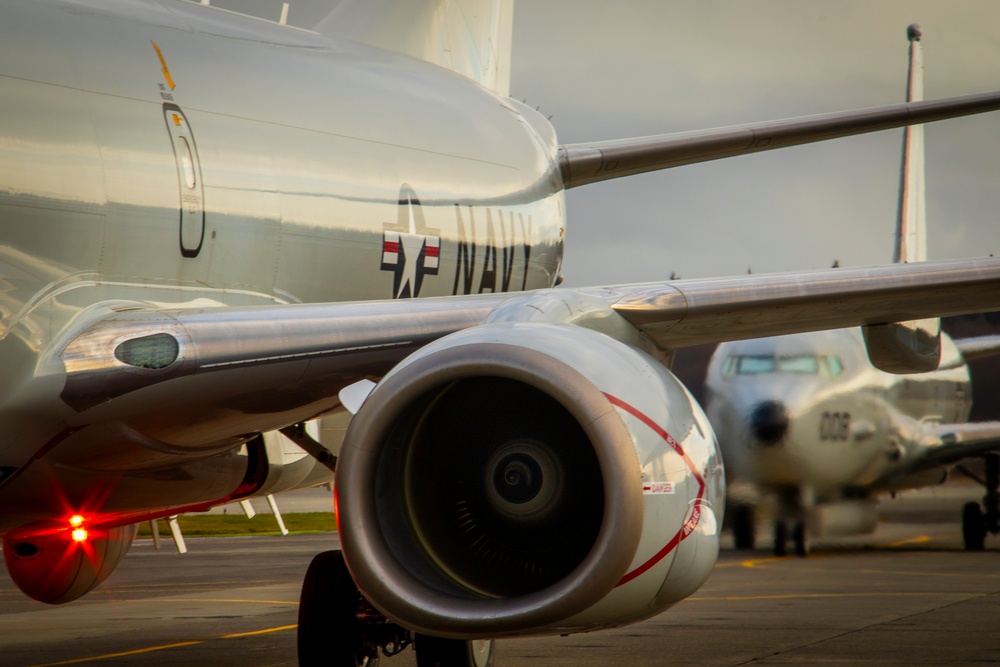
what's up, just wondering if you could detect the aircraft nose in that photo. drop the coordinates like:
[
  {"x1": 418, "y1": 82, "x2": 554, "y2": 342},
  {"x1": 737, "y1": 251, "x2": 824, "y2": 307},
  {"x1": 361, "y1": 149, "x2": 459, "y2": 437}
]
[{"x1": 749, "y1": 400, "x2": 788, "y2": 446}]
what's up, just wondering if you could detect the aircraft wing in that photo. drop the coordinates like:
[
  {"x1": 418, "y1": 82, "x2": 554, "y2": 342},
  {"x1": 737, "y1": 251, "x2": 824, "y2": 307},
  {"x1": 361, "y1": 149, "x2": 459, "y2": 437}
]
[
  {"x1": 956, "y1": 334, "x2": 1000, "y2": 361},
  {"x1": 595, "y1": 257, "x2": 1000, "y2": 349},
  {"x1": 57, "y1": 295, "x2": 504, "y2": 430},
  {"x1": 921, "y1": 422, "x2": 1000, "y2": 466},
  {"x1": 560, "y1": 91, "x2": 1000, "y2": 188},
  {"x1": 60, "y1": 257, "x2": 1000, "y2": 427}
]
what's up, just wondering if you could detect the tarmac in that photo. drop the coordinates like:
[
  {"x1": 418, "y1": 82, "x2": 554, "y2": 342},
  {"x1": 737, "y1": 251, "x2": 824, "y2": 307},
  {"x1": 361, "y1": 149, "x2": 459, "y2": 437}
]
[{"x1": 1, "y1": 483, "x2": 998, "y2": 666}]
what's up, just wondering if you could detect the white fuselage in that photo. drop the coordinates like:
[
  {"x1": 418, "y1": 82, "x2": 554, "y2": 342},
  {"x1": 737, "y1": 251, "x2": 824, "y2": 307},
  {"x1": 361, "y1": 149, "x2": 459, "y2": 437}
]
[{"x1": 705, "y1": 328, "x2": 970, "y2": 502}]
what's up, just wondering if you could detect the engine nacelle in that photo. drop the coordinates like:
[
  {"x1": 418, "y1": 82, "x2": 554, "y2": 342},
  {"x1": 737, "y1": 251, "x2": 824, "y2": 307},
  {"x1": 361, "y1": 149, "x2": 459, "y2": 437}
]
[
  {"x1": 336, "y1": 322, "x2": 724, "y2": 638},
  {"x1": 3, "y1": 522, "x2": 137, "y2": 604}
]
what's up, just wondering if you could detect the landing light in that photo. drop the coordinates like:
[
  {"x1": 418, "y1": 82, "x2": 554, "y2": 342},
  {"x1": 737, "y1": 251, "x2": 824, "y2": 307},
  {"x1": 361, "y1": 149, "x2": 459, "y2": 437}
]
[
  {"x1": 69, "y1": 515, "x2": 85, "y2": 527},
  {"x1": 71, "y1": 527, "x2": 88, "y2": 542}
]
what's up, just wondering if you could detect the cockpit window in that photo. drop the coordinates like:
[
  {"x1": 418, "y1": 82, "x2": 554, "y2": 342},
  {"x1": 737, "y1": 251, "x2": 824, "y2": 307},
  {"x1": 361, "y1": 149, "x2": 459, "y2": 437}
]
[
  {"x1": 821, "y1": 354, "x2": 844, "y2": 377},
  {"x1": 736, "y1": 356, "x2": 776, "y2": 375},
  {"x1": 722, "y1": 354, "x2": 830, "y2": 378},
  {"x1": 778, "y1": 355, "x2": 818, "y2": 374}
]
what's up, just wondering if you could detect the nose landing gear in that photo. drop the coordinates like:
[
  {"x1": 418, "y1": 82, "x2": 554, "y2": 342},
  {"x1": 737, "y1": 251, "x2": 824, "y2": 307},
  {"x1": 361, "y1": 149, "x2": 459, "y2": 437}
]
[
  {"x1": 297, "y1": 550, "x2": 496, "y2": 667},
  {"x1": 958, "y1": 453, "x2": 999, "y2": 551}
]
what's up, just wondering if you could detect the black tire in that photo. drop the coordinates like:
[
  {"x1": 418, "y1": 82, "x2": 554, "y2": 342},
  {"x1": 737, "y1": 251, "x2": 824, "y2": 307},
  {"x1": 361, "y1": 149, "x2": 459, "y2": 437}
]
[
  {"x1": 773, "y1": 521, "x2": 787, "y2": 557},
  {"x1": 298, "y1": 550, "x2": 376, "y2": 667},
  {"x1": 792, "y1": 521, "x2": 809, "y2": 557},
  {"x1": 415, "y1": 635, "x2": 495, "y2": 667},
  {"x1": 731, "y1": 505, "x2": 756, "y2": 550},
  {"x1": 962, "y1": 502, "x2": 986, "y2": 552}
]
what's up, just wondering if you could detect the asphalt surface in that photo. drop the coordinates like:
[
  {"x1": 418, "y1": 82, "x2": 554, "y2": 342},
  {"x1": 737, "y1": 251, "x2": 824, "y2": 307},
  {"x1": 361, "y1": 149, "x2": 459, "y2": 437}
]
[{"x1": 1, "y1": 484, "x2": 998, "y2": 666}]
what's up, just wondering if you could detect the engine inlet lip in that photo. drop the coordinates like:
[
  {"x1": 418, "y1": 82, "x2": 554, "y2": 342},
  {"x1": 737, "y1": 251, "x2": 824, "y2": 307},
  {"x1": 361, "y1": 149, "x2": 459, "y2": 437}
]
[{"x1": 336, "y1": 334, "x2": 645, "y2": 637}]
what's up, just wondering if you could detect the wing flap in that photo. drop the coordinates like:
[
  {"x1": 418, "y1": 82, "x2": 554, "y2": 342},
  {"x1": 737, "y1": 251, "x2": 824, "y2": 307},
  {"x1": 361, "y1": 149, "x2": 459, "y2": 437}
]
[{"x1": 560, "y1": 91, "x2": 1000, "y2": 189}]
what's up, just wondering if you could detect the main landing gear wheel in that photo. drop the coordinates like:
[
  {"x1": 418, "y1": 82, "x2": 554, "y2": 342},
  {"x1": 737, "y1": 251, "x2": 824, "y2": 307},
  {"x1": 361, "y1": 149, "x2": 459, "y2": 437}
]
[
  {"x1": 772, "y1": 521, "x2": 786, "y2": 557},
  {"x1": 415, "y1": 635, "x2": 496, "y2": 667},
  {"x1": 773, "y1": 520, "x2": 808, "y2": 557},
  {"x1": 791, "y1": 521, "x2": 809, "y2": 557},
  {"x1": 299, "y1": 550, "x2": 383, "y2": 667},
  {"x1": 962, "y1": 501, "x2": 986, "y2": 552},
  {"x1": 731, "y1": 505, "x2": 756, "y2": 550},
  {"x1": 958, "y1": 453, "x2": 999, "y2": 551}
]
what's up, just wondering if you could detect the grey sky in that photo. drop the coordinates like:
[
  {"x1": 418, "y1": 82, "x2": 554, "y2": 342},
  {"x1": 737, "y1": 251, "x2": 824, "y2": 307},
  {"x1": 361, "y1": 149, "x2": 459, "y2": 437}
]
[{"x1": 213, "y1": 0, "x2": 1000, "y2": 287}]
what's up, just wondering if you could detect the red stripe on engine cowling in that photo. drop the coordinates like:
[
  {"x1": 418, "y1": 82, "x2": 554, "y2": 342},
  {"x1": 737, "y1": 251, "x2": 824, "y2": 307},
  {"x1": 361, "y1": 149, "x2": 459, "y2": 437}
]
[{"x1": 603, "y1": 393, "x2": 706, "y2": 587}]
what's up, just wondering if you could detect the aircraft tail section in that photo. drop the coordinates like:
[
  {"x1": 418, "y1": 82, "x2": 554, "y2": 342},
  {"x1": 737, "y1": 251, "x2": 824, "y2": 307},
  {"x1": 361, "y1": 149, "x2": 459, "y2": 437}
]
[
  {"x1": 895, "y1": 24, "x2": 927, "y2": 264},
  {"x1": 864, "y1": 25, "x2": 941, "y2": 374},
  {"x1": 315, "y1": 0, "x2": 514, "y2": 97}
]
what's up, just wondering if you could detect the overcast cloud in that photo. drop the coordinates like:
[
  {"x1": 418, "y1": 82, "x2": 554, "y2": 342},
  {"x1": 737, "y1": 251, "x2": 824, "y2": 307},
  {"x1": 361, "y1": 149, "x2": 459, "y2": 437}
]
[{"x1": 215, "y1": 0, "x2": 1000, "y2": 286}]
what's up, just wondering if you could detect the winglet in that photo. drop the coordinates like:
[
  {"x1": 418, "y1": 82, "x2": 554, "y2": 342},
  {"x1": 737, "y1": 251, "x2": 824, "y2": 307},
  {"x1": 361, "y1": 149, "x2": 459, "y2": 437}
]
[
  {"x1": 864, "y1": 24, "x2": 941, "y2": 374},
  {"x1": 894, "y1": 24, "x2": 926, "y2": 263}
]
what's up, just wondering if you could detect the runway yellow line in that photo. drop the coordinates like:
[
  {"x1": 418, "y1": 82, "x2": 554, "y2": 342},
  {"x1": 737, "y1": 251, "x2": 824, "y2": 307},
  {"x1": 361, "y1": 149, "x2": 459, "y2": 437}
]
[
  {"x1": 715, "y1": 557, "x2": 786, "y2": 568},
  {"x1": 689, "y1": 592, "x2": 980, "y2": 602},
  {"x1": 29, "y1": 641, "x2": 202, "y2": 667},
  {"x1": 26, "y1": 623, "x2": 299, "y2": 666},
  {"x1": 220, "y1": 624, "x2": 297, "y2": 639},
  {"x1": 887, "y1": 535, "x2": 932, "y2": 547},
  {"x1": 167, "y1": 598, "x2": 299, "y2": 606}
]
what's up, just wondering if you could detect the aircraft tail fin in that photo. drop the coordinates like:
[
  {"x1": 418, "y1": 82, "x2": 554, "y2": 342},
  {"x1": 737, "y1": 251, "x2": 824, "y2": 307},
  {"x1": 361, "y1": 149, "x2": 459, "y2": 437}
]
[
  {"x1": 314, "y1": 0, "x2": 514, "y2": 97},
  {"x1": 894, "y1": 24, "x2": 927, "y2": 264},
  {"x1": 864, "y1": 25, "x2": 942, "y2": 374}
]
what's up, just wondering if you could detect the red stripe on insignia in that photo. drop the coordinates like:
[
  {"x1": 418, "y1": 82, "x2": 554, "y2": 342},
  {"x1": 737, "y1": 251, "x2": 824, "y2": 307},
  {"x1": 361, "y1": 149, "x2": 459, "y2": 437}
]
[
  {"x1": 425, "y1": 245, "x2": 439, "y2": 258},
  {"x1": 383, "y1": 241, "x2": 399, "y2": 253}
]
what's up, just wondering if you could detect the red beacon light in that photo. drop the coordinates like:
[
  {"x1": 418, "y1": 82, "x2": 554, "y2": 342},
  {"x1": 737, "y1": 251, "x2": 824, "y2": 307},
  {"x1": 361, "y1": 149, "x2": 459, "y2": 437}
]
[{"x1": 69, "y1": 515, "x2": 88, "y2": 542}]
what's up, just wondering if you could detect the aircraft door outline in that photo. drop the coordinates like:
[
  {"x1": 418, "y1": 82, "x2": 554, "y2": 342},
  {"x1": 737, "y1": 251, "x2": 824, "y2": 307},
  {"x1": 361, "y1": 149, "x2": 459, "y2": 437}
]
[{"x1": 162, "y1": 103, "x2": 205, "y2": 258}]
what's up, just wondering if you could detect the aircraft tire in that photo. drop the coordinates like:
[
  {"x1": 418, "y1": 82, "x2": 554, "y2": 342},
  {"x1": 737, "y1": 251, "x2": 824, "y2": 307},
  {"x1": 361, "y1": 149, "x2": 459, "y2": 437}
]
[
  {"x1": 792, "y1": 521, "x2": 809, "y2": 557},
  {"x1": 731, "y1": 505, "x2": 756, "y2": 550},
  {"x1": 772, "y1": 521, "x2": 787, "y2": 557},
  {"x1": 298, "y1": 550, "x2": 377, "y2": 667},
  {"x1": 962, "y1": 502, "x2": 986, "y2": 552},
  {"x1": 415, "y1": 635, "x2": 495, "y2": 667}
]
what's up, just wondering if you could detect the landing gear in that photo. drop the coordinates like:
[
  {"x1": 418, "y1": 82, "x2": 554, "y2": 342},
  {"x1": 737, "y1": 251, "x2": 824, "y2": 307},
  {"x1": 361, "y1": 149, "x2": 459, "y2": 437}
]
[
  {"x1": 731, "y1": 504, "x2": 756, "y2": 550},
  {"x1": 415, "y1": 635, "x2": 496, "y2": 667},
  {"x1": 298, "y1": 550, "x2": 496, "y2": 667},
  {"x1": 791, "y1": 521, "x2": 809, "y2": 557},
  {"x1": 772, "y1": 519, "x2": 808, "y2": 557},
  {"x1": 962, "y1": 502, "x2": 986, "y2": 551},
  {"x1": 298, "y1": 550, "x2": 408, "y2": 667},
  {"x1": 958, "y1": 453, "x2": 1000, "y2": 551},
  {"x1": 773, "y1": 487, "x2": 811, "y2": 557},
  {"x1": 772, "y1": 520, "x2": 786, "y2": 557}
]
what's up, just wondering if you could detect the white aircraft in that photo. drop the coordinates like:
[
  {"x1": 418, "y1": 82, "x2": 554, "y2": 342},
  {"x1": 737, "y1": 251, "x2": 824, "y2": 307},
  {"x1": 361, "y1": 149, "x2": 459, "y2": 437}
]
[
  {"x1": 705, "y1": 25, "x2": 1000, "y2": 557},
  {"x1": 2, "y1": 3, "x2": 1000, "y2": 666}
]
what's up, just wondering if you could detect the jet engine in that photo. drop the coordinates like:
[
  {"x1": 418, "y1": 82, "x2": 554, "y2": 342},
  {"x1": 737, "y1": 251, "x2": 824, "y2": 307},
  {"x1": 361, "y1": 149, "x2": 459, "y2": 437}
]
[
  {"x1": 3, "y1": 521, "x2": 137, "y2": 604},
  {"x1": 336, "y1": 322, "x2": 724, "y2": 638}
]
